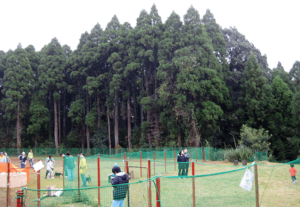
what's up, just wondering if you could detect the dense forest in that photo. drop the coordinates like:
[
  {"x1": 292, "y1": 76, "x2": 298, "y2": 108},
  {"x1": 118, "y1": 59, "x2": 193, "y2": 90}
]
[{"x1": 0, "y1": 5, "x2": 299, "y2": 160}]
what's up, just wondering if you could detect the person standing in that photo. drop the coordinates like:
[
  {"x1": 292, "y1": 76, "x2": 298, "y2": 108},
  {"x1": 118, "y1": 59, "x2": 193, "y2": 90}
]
[
  {"x1": 183, "y1": 148, "x2": 190, "y2": 176},
  {"x1": 60, "y1": 153, "x2": 68, "y2": 178},
  {"x1": 0, "y1": 152, "x2": 7, "y2": 162},
  {"x1": 79, "y1": 153, "x2": 87, "y2": 187},
  {"x1": 4, "y1": 152, "x2": 10, "y2": 162},
  {"x1": 177, "y1": 150, "x2": 185, "y2": 178},
  {"x1": 66, "y1": 152, "x2": 75, "y2": 181},
  {"x1": 45, "y1": 155, "x2": 55, "y2": 179},
  {"x1": 28, "y1": 149, "x2": 34, "y2": 168},
  {"x1": 20, "y1": 152, "x2": 27, "y2": 168},
  {"x1": 111, "y1": 166, "x2": 129, "y2": 207}
]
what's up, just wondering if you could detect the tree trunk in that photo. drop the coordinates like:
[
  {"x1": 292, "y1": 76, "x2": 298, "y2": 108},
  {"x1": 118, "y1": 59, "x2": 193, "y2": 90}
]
[
  {"x1": 63, "y1": 89, "x2": 66, "y2": 138},
  {"x1": 127, "y1": 97, "x2": 131, "y2": 149},
  {"x1": 114, "y1": 91, "x2": 119, "y2": 148},
  {"x1": 97, "y1": 94, "x2": 101, "y2": 129},
  {"x1": 16, "y1": 100, "x2": 21, "y2": 150},
  {"x1": 58, "y1": 100, "x2": 61, "y2": 145},
  {"x1": 145, "y1": 77, "x2": 152, "y2": 148},
  {"x1": 154, "y1": 69, "x2": 159, "y2": 147},
  {"x1": 54, "y1": 99, "x2": 58, "y2": 156},
  {"x1": 107, "y1": 110, "x2": 111, "y2": 155},
  {"x1": 178, "y1": 128, "x2": 182, "y2": 147},
  {"x1": 86, "y1": 91, "x2": 90, "y2": 155}
]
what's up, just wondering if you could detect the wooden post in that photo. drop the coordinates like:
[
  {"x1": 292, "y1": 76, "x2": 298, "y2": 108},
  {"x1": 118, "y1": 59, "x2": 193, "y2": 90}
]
[
  {"x1": 125, "y1": 160, "x2": 130, "y2": 206},
  {"x1": 148, "y1": 160, "x2": 152, "y2": 207},
  {"x1": 140, "y1": 151, "x2": 142, "y2": 177},
  {"x1": 46, "y1": 148, "x2": 47, "y2": 157},
  {"x1": 164, "y1": 150, "x2": 166, "y2": 173},
  {"x1": 192, "y1": 161, "x2": 195, "y2": 207},
  {"x1": 124, "y1": 152, "x2": 126, "y2": 160},
  {"x1": 156, "y1": 176, "x2": 161, "y2": 207},
  {"x1": 153, "y1": 151, "x2": 155, "y2": 175},
  {"x1": 204, "y1": 147, "x2": 206, "y2": 162},
  {"x1": 98, "y1": 154, "x2": 100, "y2": 206},
  {"x1": 255, "y1": 161, "x2": 259, "y2": 207},
  {"x1": 174, "y1": 150, "x2": 176, "y2": 171}
]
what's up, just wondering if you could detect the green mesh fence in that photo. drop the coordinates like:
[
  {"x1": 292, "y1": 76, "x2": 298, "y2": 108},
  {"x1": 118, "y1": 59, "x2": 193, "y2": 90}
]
[{"x1": 23, "y1": 166, "x2": 257, "y2": 207}]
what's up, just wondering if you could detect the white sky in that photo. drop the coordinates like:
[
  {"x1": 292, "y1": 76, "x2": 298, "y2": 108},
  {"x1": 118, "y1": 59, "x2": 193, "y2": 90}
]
[{"x1": 1, "y1": 0, "x2": 299, "y2": 71}]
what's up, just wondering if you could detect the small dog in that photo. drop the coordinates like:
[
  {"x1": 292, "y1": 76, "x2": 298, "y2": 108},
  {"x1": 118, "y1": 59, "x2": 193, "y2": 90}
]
[
  {"x1": 54, "y1": 172, "x2": 63, "y2": 178},
  {"x1": 86, "y1": 175, "x2": 92, "y2": 185}
]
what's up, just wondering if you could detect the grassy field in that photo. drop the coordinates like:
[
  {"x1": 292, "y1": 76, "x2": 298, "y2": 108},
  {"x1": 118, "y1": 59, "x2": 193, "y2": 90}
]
[{"x1": 0, "y1": 157, "x2": 299, "y2": 206}]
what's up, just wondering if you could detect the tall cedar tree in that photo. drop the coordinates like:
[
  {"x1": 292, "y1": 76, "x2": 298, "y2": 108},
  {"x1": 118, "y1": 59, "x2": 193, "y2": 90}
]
[
  {"x1": 38, "y1": 38, "x2": 66, "y2": 155},
  {"x1": 2, "y1": 44, "x2": 34, "y2": 149},
  {"x1": 268, "y1": 76, "x2": 294, "y2": 160},
  {"x1": 239, "y1": 52, "x2": 272, "y2": 129}
]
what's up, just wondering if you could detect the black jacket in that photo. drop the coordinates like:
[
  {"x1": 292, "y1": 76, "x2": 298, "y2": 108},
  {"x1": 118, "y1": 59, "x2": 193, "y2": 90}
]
[
  {"x1": 19, "y1": 155, "x2": 27, "y2": 164},
  {"x1": 111, "y1": 172, "x2": 129, "y2": 200},
  {"x1": 177, "y1": 154, "x2": 186, "y2": 163}
]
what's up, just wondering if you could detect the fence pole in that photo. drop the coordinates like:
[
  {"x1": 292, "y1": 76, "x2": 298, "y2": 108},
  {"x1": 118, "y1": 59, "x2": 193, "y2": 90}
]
[
  {"x1": 148, "y1": 159, "x2": 152, "y2": 207},
  {"x1": 192, "y1": 161, "x2": 195, "y2": 207},
  {"x1": 78, "y1": 156, "x2": 80, "y2": 199},
  {"x1": 156, "y1": 176, "x2": 161, "y2": 207},
  {"x1": 195, "y1": 148, "x2": 197, "y2": 162},
  {"x1": 6, "y1": 161, "x2": 10, "y2": 207},
  {"x1": 174, "y1": 151, "x2": 176, "y2": 171},
  {"x1": 16, "y1": 189, "x2": 23, "y2": 207},
  {"x1": 125, "y1": 159, "x2": 130, "y2": 206},
  {"x1": 153, "y1": 151, "x2": 155, "y2": 175},
  {"x1": 46, "y1": 148, "x2": 47, "y2": 157},
  {"x1": 164, "y1": 150, "x2": 166, "y2": 173},
  {"x1": 140, "y1": 151, "x2": 142, "y2": 177},
  {"x1": 98, "y1": 154, "x2": 100, "y2": 206},
  {"x1": 13, "y1": 148, "x2": 14, "y2": 156},
  {"x1": 254, "y1": 162, "x2": 259, "y2": 207},
  {"x1": 124, "y1": 152, "x2": 126, "y2": 160},
  {"x1": 37, "y1": 160, "x2": 40, "y2": 207},
  {"x1": 204, "y1": 147, "x2": 206, "y2": 162},
  {"x1": 95, "y1": 148, "x2": 96, "y2": 155},
  {"x1": 35, "y1": 147, "x2": 36, "y2": 157}
]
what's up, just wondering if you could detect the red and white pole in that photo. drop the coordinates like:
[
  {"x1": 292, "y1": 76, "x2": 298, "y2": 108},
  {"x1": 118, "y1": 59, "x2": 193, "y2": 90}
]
[
  {"x1": 37, "y1": 160, "x2": 41, "y2": 207},
  {"x1": 192, "y1": 161, "x2": 195, "y2": 207},
  {"x1": 156, "y1": 176, "x2": 160, "y2": 207},
  {"x1": 98, "y1": 154, "x2": 100, "y2": 206},
  {"x1": 78, "y1": 156, "x2": 80, "y2": 198},
  {"x1": 148, "y1": 160, "x2": 152, "y2": 207},
  {"x1": 6, "y1": 162, "x2": 10, "y2": 207},
  {"x1": 16, "y1": 190, "x2": 23, "y2": 207}
]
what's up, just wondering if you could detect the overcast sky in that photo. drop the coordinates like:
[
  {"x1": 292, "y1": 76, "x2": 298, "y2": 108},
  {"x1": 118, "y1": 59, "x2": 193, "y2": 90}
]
[{"x1": 1, "y1": 0, "x2": 299, "y2": 71}]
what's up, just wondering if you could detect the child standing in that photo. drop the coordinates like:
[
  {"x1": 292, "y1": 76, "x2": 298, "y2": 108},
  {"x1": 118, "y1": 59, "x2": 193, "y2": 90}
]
[
  {"x1": 45, "y1": 155, "x2": 55, "y2": 179},
  {"x1": 289, "y1": 164, "x2": 298, "y2": 184}
]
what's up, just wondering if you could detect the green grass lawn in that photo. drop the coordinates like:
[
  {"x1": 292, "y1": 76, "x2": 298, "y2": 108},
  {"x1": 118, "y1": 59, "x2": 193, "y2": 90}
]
[{"x1": 1, "y1": 157, "x2": 300, "y2": 206}]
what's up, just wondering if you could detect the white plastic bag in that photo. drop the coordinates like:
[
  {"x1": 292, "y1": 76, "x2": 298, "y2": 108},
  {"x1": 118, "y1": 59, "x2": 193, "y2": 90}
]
[
  {"x1": 54, "y1": 188, "x2": 63, "y2": 197},
  {"x1": 239, "y1": 168, "x2": 254, "y2": 192}
]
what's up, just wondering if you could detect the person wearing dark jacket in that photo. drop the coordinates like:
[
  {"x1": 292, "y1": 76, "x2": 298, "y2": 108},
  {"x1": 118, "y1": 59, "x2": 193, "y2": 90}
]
[
  {"x1": 183, "y1": 148, "x2": 190, "y2": 176},
  {"x1": 111, "y1": 166, "x2": 129, "y2": 207},
  {"x1": 177, "y1": 150, "x2": 185, "y2": 177},
  {"x1": 19, "y1": 152, "x2": 27, "y2": 168}
]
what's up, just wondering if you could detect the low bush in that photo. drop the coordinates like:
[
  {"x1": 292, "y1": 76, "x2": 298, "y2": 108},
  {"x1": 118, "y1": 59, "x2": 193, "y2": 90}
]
[{"x1": 224, "y1": 147, "x2": 253, "y2": 162}]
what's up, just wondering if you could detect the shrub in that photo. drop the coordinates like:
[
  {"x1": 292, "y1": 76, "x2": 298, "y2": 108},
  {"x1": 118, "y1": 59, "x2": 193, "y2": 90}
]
[{"x1": 224, "y1": 147, "x2": 253, "y2": 162}]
